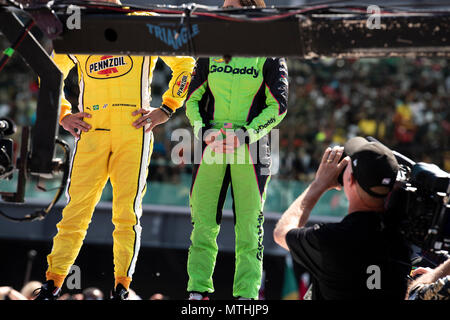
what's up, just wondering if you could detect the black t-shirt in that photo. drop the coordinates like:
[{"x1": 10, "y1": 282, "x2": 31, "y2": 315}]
[{"x1": 286, "y1": 211, "x2": 411, "y2": 300}]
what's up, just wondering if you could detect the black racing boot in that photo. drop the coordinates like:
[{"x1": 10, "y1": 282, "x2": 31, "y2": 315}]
[
  {"x1": 188, "y1": 291, "x2": 210, "y2": 300},
  {"x1": 110, "y1": 283, "x2": 129, "y2": 300},
  {"x1": 33, "y1": 280, "x2": 60, "y2": 300}
]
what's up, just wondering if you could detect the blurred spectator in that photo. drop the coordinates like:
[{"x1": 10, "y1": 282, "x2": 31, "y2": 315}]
[
  {"x1": 149, "y1": 292, "x2": 169, "y2": 300},
  {"x1": 0, "y1": 286, "x2": 27, "y2": 300},
  {"x1": 55, "y1": 293, "x2": 83, "y2": 300},
  {"x1": 20, "y1": 281, "x2": 42, "y2": 300},
  {"x1": 82, "y1": 287, "x2": 104, "y2": 300},
  {"x1": 57, "y1": 293, "x2": 73, "y2": 300},
  {"x1": 127, "y1": 288, "x2": 142, "y2": 300},
  {"x1": 71, "y1": 293, "x2": 84, "y2": 300}
]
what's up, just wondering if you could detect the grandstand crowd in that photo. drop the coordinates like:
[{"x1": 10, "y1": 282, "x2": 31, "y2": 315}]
[{"x1": 1, "y1": 36, "x2": 449, "y2": 184}]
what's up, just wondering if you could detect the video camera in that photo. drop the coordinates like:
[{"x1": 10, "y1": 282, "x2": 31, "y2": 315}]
[
  {"x1": 0, "y1": 116, "x2": 70, "y2": 222},
  {"x1": 386, "y1": 153, "x2": 450, "y2": 254},
  {"x1": 337, "y1": 137, "x2": 450, "y2": 254},
  {"x1": 0, "y1": 118, "x2": 16, "y2": 180}
]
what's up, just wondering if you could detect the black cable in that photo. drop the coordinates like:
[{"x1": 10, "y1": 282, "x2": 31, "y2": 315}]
[
  {"x1": 0, "y1": 19, "x2": 35, "y2": 74},
  {"x1": 48, "y1": 1, "x2": 328, "y2": 23},
  {"x1": 172, "y1": 3, "x2": 199, "y2": 57},
  {"x1": 41, "y1": 138, "x2": 70, "y2": 211},
  {"x1": 7, "y1": 0, "x2": 450, "y2": 15},
  {"x1": 3, "y1": 0, "x2": 24, "y2": 10},
  {"x1": 17, "y1": 1, "x2": 449, "y2": 26},
  {"x1": 185, "y1": 4, "x2": 196, "y2": 57}
]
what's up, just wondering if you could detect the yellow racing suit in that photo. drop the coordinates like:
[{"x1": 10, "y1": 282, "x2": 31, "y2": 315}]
[{"x1": 46, "y1": 53, "x2": 195, "y2": 290}]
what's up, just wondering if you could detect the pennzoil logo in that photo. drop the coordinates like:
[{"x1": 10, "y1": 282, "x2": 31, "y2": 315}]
[
  {"x1": 86, "y1": 55, "x2": 133, "y2": 79},
  {"x1": 173, "y1": 72, "x2": 191, "y2": 98}
]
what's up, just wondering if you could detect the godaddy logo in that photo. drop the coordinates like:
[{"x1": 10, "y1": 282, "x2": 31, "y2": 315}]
[
  {"x1": 146, "y1": 24, "x2": 200, "y2": 50},
  {"x1": 255, "y1": 118, "x2": 275, "y2": 134},
  {"x1": 210, "y1": 65, "x2": 259, "y2": 78},
  {"x1": 256, "y1": 212, "x2": 264, "y2": 261}
]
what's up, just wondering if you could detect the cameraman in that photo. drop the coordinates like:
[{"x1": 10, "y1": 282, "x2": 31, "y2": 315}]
[
  {"x1": 274, "y1": 137, "x2": 411, "y2": 299},
  {"x1": 406, "y1": 257, "x2": 450, "y2": 300}
]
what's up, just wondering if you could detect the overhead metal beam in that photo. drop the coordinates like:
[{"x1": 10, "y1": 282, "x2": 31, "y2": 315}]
[{"x1": 50, "y1": 11, "x2": 450, "y2": 58}]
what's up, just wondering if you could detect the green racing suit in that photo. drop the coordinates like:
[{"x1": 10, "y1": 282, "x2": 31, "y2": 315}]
[{"x1": 185, "y1": 56, "x2": 288, "y2": 299}]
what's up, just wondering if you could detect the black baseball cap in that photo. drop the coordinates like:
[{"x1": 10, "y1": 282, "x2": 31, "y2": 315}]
[{"x1": 344, "y1": 137, "x2": 399, "y2": 198}]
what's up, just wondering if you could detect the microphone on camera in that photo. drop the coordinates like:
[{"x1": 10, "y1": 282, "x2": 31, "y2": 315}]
[
  {"x1": 337, "y1": 151, "x2": 347, "y2": 186},
  {"x1": 0, "y1": 118, "x2": 16, "y2": 136}
]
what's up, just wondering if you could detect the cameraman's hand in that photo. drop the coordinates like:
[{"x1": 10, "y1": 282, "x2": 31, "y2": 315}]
[
  {"x1": 411, "y1": 267, "x2": 433, "y2": 277},
  {"x1": 61, "y1": 113, "x2": 92, "y2": 139},
  {"x1": 313, "y1": 146, "x2": 349, "y2": 192}
]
